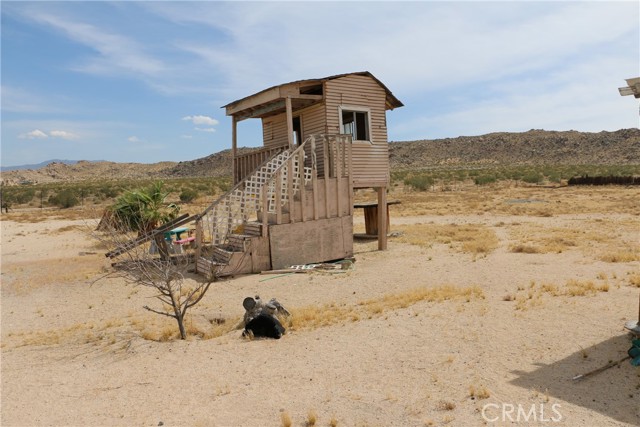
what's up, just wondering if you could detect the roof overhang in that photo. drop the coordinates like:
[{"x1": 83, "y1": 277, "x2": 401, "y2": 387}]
[
  {"x1": 223, "y1": 71, "x2": 404, "y2": 121},
  {"x1": 224, "y1": 84, "x2": 323, "y2": 121},
  {"x1": 618, "y1": 77, "x2": 640, "y2": 98}
]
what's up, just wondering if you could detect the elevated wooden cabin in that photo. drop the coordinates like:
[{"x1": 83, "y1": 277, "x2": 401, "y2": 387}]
[
  {"x1": 226, "y1": 71, "x2": 403, "y2": 189},
  {"x1": 192, "y1": 72, "x2": 403, "y2": 277}
]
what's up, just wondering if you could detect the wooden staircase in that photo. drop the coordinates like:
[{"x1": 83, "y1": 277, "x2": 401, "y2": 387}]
[
  {"x1": 196, "y1": 221, "x2": 269, "y2": 278},
  {"x1": 194, "y1": 134, "x2": 353, "y2": 278}
]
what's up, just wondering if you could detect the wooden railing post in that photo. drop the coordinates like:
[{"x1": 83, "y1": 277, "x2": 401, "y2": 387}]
[
  {"x1": 286, "y1": 157, "x2": 295, "y2": 223},
  {"x1": 195, "y1": 218, "x2": 203, "y2": 273},
  {"x1": 335, "y1": 137, "x2": 342, "y2": 217},
  {"x1": 299, "y1": 151, "x2": 306, "y2": 222},
  {"x1": 323, "y1": 135, "x2": 330, "y2": 217},
  {"x1": 275, "y1": 170, "x2": 283, "y2": 224},
  {"x1": 377, "y1": 186, "x2": 388, "y2": 250},
  {"x1": 261, "y1": 185, "x2": 268, "y2": 237}
]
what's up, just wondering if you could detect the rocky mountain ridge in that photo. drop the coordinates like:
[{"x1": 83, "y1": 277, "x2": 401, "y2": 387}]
[{"x1": 2, "y1": 129, "x2": 638, "y2": 185}]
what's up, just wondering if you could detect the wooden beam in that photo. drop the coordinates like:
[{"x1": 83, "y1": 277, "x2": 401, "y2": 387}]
[
  {"x1": 287, "y1": 156, "x2": 295, "y2": 223},
  {"x1": 232, "y1": 116, "x2": 238, "y2": 184},
  {"x1": 225, "y1": 87, "x2": 281, "y2": 116},
  {"x1": 235, "y1": 99, "x2": 286, "y2": 121},
  {"x1": 377, "y1": 187, "x2": 387, "y2": 250},
  {"x1": 335, "y1": 139, "x2": 342, "y2": 217},
  {"x1": 285, "y1": 96, "x2": 294, "y2": 149},
  {"x1": 276, "y1": 170, "x2": 283, "y2": 224},
  {"x1": 312, "y1": 167, "x2": 319, "y2": 220},
  {"x1": 298, "y1": 151, "x2": 306, "y2": 222},
  {"x1": 295, "y1": 94, "x2": 323, "y2": 101},
  {"x1": 194, "y1": 219, "x2": 203, "y2": 273},
  {"x1": 323, "y1": 138, "x2": 330, "y2": 217},
  {"x1": 261, "y1": 186, "x2": 268, "y2": 237}
]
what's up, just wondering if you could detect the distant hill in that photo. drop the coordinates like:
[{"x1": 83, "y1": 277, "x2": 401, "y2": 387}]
[
  {"x1": 0, "y1": 159, "x2": 91, "y2": 172},
  {"x1": 389, "y1": 128, "x2": 640, "y2": 170},
  {"x1": 1, "y1": 129, "x2": 638, "y2": 185}
]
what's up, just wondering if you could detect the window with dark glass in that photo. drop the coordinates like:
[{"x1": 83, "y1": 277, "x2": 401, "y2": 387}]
[{"x1": 341, "y1": 110, "x2": 369, "y2": 141}]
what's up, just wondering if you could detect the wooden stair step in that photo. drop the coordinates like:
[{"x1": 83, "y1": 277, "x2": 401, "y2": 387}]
[
  {"x1": 196, "y1": 257, "x2": 226, "y2": 280},
  {"x1": 227, "y1": 234, "x2": 252, "y2": 251},
  {"x1": 243, "y1": 222, "x2": 263, "y2": 236},
  {"x1": 212, "y1": 246, "x2": 234, "y2": 264}
]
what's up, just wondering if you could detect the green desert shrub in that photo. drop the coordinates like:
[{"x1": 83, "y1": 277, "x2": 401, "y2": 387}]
[{"x1": 49, "y1": 189, "x2": 79, "y2": 208}]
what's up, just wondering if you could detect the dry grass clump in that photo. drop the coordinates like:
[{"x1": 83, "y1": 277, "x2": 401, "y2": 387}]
[
  {"x1": 468, "y1": 384, "x2": 490, "y2": 400},
  {"x1": 436, "y1": 400, "x2": 456, "y2": 411},
  {"x1": 508, "y1": 221, "x2": 640, "y2": 258},
  {"x1": 564, "y1": 279, "x2": 609, "y2": 296},
  {"x1": 4, "y1": 317, "x2": 129, "y2": 349},
  {"x1": 285, "y1": 285, "x2": 485, "y2": 331},
  {"x1": 135, "y1": 314, "x2": 238, "y2": 341},
  {"x1": 509, "y1": 244, "x2": 543, "y2": 254},
  {"x1": 4, "y1": 311, "x2": 240, "y2": 348},
  {"x1": 514, "y1": 279, "x2": 610, "y2": 310},
  {"x1": 629, "y1": 273, "x2": 640, "y2": 288},
  {"x1": 394, "y1": 223, "x2": 499, "y2": 256},
  {"x1": 4, "y1": 208, "x2": 92, "y2": 223},
  {"x1": 306, "y1": 409, "x2": 318, "y2": 426},
  {"x1": 599, "y1": 249, "x2": 640, "y2": 263},
  {"x1": 508, "y1": 226, "x2": 589, "y2": 254},
  {"x1": 280, "y1": 411, "x2": 292, "y2": 427}
]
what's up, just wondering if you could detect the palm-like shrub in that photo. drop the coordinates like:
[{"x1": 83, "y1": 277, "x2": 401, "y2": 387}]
[{"x1": 110, "y1": 181, "x2": 180, "y2": 233}]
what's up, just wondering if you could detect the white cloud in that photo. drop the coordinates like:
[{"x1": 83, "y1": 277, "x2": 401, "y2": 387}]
[
  {"x1": 195, "y1": 127, "x2": 216, "y2": 133},
  {"x1": 182, "y1": 115, "x2": 219, "y2": 126},
  {"x1": 50, "y1": 130, "x2": 78, "y2": 140},
  {"x1": 19, "y1": 129, "x2": 48, "y2": 139},
  {"x1": 128, "y1": 136, "x2": 141, "y2": 142},
  {"x1": 181, "y1": 134, "x2": 193, "y2": 139},
  {"x1": 28, "y1": 11, "x2": 165, "y2": 77}
]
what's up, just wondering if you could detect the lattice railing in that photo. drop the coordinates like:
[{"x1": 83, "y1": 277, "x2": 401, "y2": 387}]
[
  {"x1": 198, "y1": 149, "x2": 288, "y2": 245},
  {"x1": 197, "y1": 138, "x2": 313, "y2": 246}
]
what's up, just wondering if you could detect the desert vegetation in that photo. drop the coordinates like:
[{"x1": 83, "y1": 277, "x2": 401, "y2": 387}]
[{"x1": 0, "y1": 176, "x2": 230, "y2": 211}]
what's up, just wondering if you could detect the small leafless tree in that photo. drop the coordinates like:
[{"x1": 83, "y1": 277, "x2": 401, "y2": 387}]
[{"x1": 93, "y1": 212, "x2": 219, "y2": 340}]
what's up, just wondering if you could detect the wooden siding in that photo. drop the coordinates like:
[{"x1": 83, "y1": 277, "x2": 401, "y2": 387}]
[
  {"x1": 301, "y1": 103, "x2": 326, "y2": 138},
  {"x1": 298, "y1": 104, "x2": 325, "y2": 172},
  {"x1": 262, "y1": 114, "x2": 289, "y2": 149},
  {"x1": 324, "y1": 74, "x2": 389, "y2": 188}
]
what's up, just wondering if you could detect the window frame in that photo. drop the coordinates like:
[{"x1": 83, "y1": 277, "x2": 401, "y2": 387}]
[{"x1": 338, "y1": 105, "x2": 373, "y2": 144}]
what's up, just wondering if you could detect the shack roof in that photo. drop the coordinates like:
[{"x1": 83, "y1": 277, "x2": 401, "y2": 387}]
[{"x1": 223, "y1": 71, "x2": 404, "y2": 120}]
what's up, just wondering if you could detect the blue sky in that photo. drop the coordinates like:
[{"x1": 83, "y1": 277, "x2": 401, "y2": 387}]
[{"x1": 1, "y1": 1, "x2": 639, "y2": 167}]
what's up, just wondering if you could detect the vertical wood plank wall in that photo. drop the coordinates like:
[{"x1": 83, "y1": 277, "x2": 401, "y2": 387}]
[
  {"x1": 324, "y1": 75, "x2": 389, "y2": 188},
  {"x1": 262, "y1": 114, "x2": 289, "y2": 149}
]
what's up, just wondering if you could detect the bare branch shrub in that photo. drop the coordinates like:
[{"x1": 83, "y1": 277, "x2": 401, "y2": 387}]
[{"x1": 93, "y1": 211, "x2": 219, "y2": 340}]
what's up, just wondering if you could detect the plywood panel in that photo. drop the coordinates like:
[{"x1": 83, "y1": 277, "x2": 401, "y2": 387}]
[{"x1": 269, "y1": 216, "x2": 353, "y2": 270}]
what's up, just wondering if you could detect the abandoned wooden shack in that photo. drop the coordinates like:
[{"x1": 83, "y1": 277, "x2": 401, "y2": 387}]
[
  {"x1": 192, "y1": 71, "x2": 404, "y2": 277},
  {"x1": 107, "y1": 72, "x2": 403, "y2": 277}
]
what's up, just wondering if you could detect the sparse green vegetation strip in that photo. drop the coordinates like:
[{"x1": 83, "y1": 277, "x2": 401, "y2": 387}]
[
  {"x1": 2, "y1": 164, "x2": 639, "y2": 210},
  {"x1": 394, "y1": 164, "x2": 640, "y2": 190},
  {"x1": 0, "y1": 176, "x2": 231, "y2": 210}
]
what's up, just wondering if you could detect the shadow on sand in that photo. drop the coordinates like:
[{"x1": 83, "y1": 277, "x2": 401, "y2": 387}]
[{"x1": 510, "y1": 333, "x2": 639, "y2": 425}]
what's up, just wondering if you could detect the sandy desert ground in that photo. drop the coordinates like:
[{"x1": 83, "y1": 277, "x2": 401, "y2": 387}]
[{"x1": 1, "y1": 184, "x2": 639, "y2": 427}]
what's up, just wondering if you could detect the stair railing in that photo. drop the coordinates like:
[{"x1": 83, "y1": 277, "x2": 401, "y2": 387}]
[
  {"x1": 195, "y1": 133, "x2": 351, "y2": 255},
  {"x1": 196, "y1": 148, "x2": 292, "y2": 246}
]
